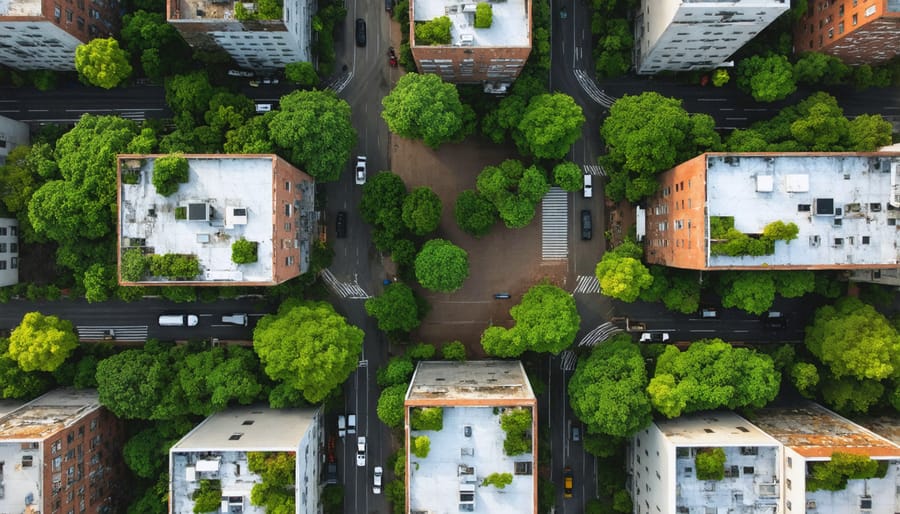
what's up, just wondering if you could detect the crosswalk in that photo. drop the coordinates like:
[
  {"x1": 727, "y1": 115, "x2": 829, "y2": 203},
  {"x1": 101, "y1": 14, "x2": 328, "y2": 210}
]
[
  {"x1": 541, "y1": 187, "x2": 568, "y2": 260},
  {"x1": 559, "y1": 350, "x2": 577, "y2": 371},
  {"x1": 320, "y1": 269, "x2": 370, "y2": 299},
  {"x1": 76, "y1": 325, "x2": 148, "y2": 343},
  {"x1": 573, "y1": 69, "x2": 619, "y2": 108},
  {"x1": 573, "y1": 275, "x2": 600, "y2": 294},
  {"x1": 325, "y1": 71, "x2": 353, "y2": 94},
  {"x1": 582, "y1": 164, "x2": 607, "y2": 177},
  {"x1": 578, "y1": 322, "x2": 624, "y2": 348}
]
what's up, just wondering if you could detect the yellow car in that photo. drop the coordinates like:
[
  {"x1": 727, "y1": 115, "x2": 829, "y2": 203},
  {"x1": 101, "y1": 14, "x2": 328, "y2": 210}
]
[{"x1": 563, "y1": 467, "x2": 574, "y2": 498}]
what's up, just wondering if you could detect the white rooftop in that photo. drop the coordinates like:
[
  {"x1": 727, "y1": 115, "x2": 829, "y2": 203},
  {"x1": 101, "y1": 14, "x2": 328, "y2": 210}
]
[
  {"x1": 0, "y1": 388, "x2": 100, "y2": 440},
  {"x1": 408, "y1": 406, "x2": 535, "y2": 514},
  {"x1": 171, "y1": 405, "x2": 317, "y2": 451},
  {"x1": 705, "y1": 153, "x2": 900, "y2": 268},
  {"x1": 413, "y1": 0, "x2": 529, "y2": 47},
  {"x1": 0, "y1": 0, "x2": 43, "y2": 17},
  {"x1": 119, "y1": 155, "x2": 276, "y2": 283},
  {"x1": 657, "y1": 411, "x2": 781, "y2": 447},
  {"x1": 407, "y1": 361, "x2": 536, "y2": 403}
]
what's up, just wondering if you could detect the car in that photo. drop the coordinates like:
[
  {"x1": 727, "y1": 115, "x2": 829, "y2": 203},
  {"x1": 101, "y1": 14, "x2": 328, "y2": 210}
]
[
  {"x1": 563, "y1": 467, "x2": 574, "y2": 498},
  {"x1": 373, "y1": 466, "x2": 383, "y2": 494},
  {"x1": 699, "y1": 307, "x2": 719, "y2": 319},
  {"x1": 262, "y1": 77, "x2": 279, "y2": 85},
  {"x1": 348, "y1": 414, "x2": 357, "y2": 435},
  {"x1": 356, "y1": 18, "x2": 367, "y2": 46},
  {"x1": 493, "y1": 293, "x2": 511, "y2": 299},
  {"x1": 254, "y1": 103, "x2": 272, "y2": 113},
  {"x1": 356, "y1": 436, "x2": 366, "y2": 467},
  {"x1": 583, "y1": 174, "x2": 593, "y2": 198},
  {"x1": 559, "y1": 6, "x2": 567, "y2": 19},
  {"x1": 639, "y1": 332, "x2": 670, "y2": 343},
  {"x1": 221, "y1": 313, "x2": 248, "y2": 326},
  {"x1": 228, "y1": 69, "x2": 254, "y2": 78},
  {"x1": 355, "y1": 156, "x2": 367, "y2": 185},
  {"x1": 762, "y1": 311, "x2": 787, "y2": 329},
  {"x1": 158, "y1": 314, "x2": 199, "y2": 327},
  {"x1": 326, "y1": 461, "x2": 338, "y2": 484},
  {"x1": 571, "y1": 425, "x2": 581, "y2": 442},
  {"x1": 249, "y1": 80, "x2": 260, "y2": 87},
  {"x1": 581, "y1": 209, "x2": 592, "y2": 240},
  {"x1": 336, "y1": 211, "x2": 347, "y2": 238},
  {"x1": 338, "y1": 415, "x2": 346, "y2": 438}
]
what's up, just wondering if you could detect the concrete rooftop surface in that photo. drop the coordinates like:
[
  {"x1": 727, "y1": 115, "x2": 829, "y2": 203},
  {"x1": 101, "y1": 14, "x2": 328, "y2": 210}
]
[
  {"x1": 413, "y1": 0, "x2": 530, "y2": 47},
  {"x1": 0, "y1": 388, "x2": 99, "y2": 440},
  {"x1": 406, "y1": 361, "x2": 536, "y2": 404},
  {"x1": 0, "y1": 0, "x2": 43, "y2": 17}
]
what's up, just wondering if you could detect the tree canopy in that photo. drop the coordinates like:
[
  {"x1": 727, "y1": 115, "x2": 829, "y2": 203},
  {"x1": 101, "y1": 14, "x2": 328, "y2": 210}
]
[
  {"x1": 414, "y1": 239, "x2": 469, "y2": 292},
  {"x1": 736, "y1": 54, "x2": 797, "y2": 102},
  {"x1": 360, "y1": 171, "x2": 409, "y2": 251},
  {"x1": 75, "y1": 38, "x2": 133, "y2": 89},
  {"x1": 377, "y1": 383, "x2": 408, "y2": 428},
  {"x1": 401, "y1": 186, "x2": 442, "y2": 236},
  {"x1": 595, "y1": 241, "x2": 653, "y2": 303},
  {"x1": 639, "y1": 266, "x2": 700, "y2": 314},
  {"x1": 475, "y1": 159, "x2": 549, "y2": 229},
  {"x1": 381, "y1": 73, "x2": 473, "y2": 148},
  {"x1": 253, "y1": 299, "x2": 364, "y2": 403},
  {"x1": 8, "y1": 312, "x2": 78, "y2": 372},
  {"x1": 365, "y1": 282, "x2": 423, "y2": 333},
  {"x1": 513, "y1": 93, "x2": 585, "y2": 159},
  {"x1": 481, "y1": 283, "x2": 580, "y2": 357},
  {"x1": 284, "y1": 61, "x2": 318, "y2": 86},
  {"x1": 454, "y1": 190, "x2": 496, "y2": 237},
  {"x1": 715, "y1": 271, "x2": 777, "y2": 315}
]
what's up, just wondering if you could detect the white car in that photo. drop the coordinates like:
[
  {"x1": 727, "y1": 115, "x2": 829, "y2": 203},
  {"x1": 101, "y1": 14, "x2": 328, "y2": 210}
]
[
  {"x1": 348, "y1": 414, "x2": 357, "y2": 435},
  {"x1": 583, "y1": 174, "x2": 593, "y2": 198},
  {"x1": 356, "y1": 436, "x2": 366, "y2": 467},
  {"x1": 373, "y1": 466, "x2": 383, "y2": 494},
  {"x1": 639, "y1": 332, "x2": 670, "y2": 343},
  {"x1": 355, "y1": 156, "x2": 367, "y2": 185}
]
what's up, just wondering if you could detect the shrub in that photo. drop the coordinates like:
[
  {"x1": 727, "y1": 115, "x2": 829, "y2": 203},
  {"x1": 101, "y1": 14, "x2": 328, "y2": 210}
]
[
  {"x1": 552, "y1": 162, "x2": 583, "y2": 191},
  {"x1": 192, "y1": 480, "x2": 222, "y2": 513},
  {"x1": 442, "y1": 341, "x2": 467, "y2": 361},
  {"x1": 474, "y1": 3, "x2": 492, "y2": 28},
  {"x1": 411, "y1": 407, "x2": 443, "y2": 431},
  {"x1": 412, "y1": 435, "x2": 431, "y2": 458},
  {"x1": 231, "y1": 238, "x2": 259, "y2": 264},
  {"x1": 500, "y1": 408, "x2": 532, "y2": 456},
  {"x1": 415, "y1": 17, "x2": 452, "y2": 45},
  {"x1": 121, "y1": 249, "x2": 147, "y2": 281},
  {"x1": 152, "y1": 154, "x2": 189, "y2": 197},
  {"x1": 482, "y1": 472, "x2": 513, "y2": 489},
  {"x1": 807, "y1": 452, "x2": 883, "y2": 491},
  {"x1": 175, "y1": 206, "x2": 187, "y2": 219},
  {"x1": 405, "y1": 342, "x2": 436, "y2": 361},
  {"x1": 148, "y1": 253, "x2": 200, "y2": 279},
  {"x1": 695, "y1": 448, "x2": 726, "y2": 480}
]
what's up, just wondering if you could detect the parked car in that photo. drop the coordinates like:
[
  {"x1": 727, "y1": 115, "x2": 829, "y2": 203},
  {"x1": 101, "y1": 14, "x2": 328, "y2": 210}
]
[
  {"x1": 338, "y1": 415, "x2": 346, "y2": 438},
  {"x1": 583, "y1": 174, "x2": 593, "y2": 198},
  {"x1": 762, "y1": 311, "x2": 787, "y2": 329},
  {"x1": 563, "y1": 467, "x2": 574, "y2": 498},
  {"x1": 355, "y1": 156, "x2": 367, "y2": 185},
  {"x1": 581, "y1": 209, "x2": 592, "y2": 240},
  {"x1": 356, "y1": 18, "x2": 367, "y2": 46},
  {"x1": 158, "y1": 314, "x2": 199, "y2": 327},
  {"x1": 373, "y1": 466, "x2": 383, "y2": 494},
  {"x1": 254, "y1": 103, "x2": 272, "y2": 113},
  {"x1": 228, "y1": 69, "x2": 254, "y2": 78},
  {"x1": 221, "y1": 313, "x2": 248, "y2": 326},
  {"x1": 348, "y1": 414, "x2": 357, "y2": 435},
  {"x1": 356, "y1": 436, "x2": 366, "y2": 467},
  {"x1": 336, "y1": 211, "x2": 347, "y2": 238},
  {"x1": 639, "y1": 332, "x2": 670, "y2": 343},
  {"x1": 571, "y1": 425, "x2": 581, "y2": 442},
  {"x1": 559, "y1": 6, "x2": 568, "y2": 19},
  {"x1": 699, "y1": 307, "x2": 719, "y2": 319},
  {"x1": 326, "y1": 462, "x2": 338, "y2": 484}
]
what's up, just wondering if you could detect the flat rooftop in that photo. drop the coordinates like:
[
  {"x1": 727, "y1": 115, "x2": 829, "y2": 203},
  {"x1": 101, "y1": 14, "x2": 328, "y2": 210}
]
[
  {"x1": 406, "y1": 361, "x2": 536, "y2": 404},
  {"x1": 413, "y1": 0, "x2": 529, "y2": 47},
  {"x1": 751, "y1": 403, "x2": 900, "y2": 459},
  {"x1": 408, "y1": 406, "x2": 535, "y2": 514},
  {"x1": 658, "y1": 411, "x2": 781, "y2": 447},
  {"x1": 171, "y1": 405, "x2": 317, "y2": 451},
  {"x1": 171, "y1": 0, "x2": 270, "y2": 21},
  {"x1": 118, "y1": 155, "x2": 277, "y2": 284},
  {"x1": 0, "y1": 0, "x2": 43, "y2": 17},
  {"x1": 0, "y1": 388, "x2": 100, "y2": 440},
  {"x1": 705, "y1": 153, "x2": 900, "y2": 268}
]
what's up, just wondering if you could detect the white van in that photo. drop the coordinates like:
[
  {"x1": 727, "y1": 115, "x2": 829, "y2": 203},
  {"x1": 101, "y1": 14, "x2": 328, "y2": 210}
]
[
  {"x1": 583, "y1": 174, "x2": 593, "y2": 198},
  {"x1": 158, "y1": 314, "x2": 199, "y2": 327},
  {"x1": 221, "y1": 313, "x2": 248, "y2": 326},
  {"x1": 255, "y1": 103, "x2": 272, "y2": 113}
]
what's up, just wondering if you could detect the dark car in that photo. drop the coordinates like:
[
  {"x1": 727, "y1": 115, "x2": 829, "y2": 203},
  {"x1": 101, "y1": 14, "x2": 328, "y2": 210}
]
[
  {"x1": 581, "y1": 209, "x2": 592, "y2": 240},
  {"x1": 336, "y1": 211, "x2": 347, "y2": 238},
  {"x1": 356, "y1": 18, "x2": 367, "y2": 46},
  {"x1": 762, "y1": 311, "x2": 787, "y2": 329}
]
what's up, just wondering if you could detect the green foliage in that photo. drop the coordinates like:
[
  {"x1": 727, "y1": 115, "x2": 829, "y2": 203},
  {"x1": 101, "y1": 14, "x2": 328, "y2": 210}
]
[
  {"x1": 75, "y1": 38, "x2": 133, "y2": 89},
  {"x1": 414, "y1": 239, "x2": 469, "y2": 292},
  {"x1": 9, "y1": 312, "x2": 78, "y2": 372},
  {"x1": 83, "y1": 263, "x2": 117, "y2": 303},
  {"x1": 474, "y1": 3, "x2": 492, "y2": 28},
  {"x1": 411, "y1": 407, "x2": 443, "y2": 431},
  {"x1": 793, "y1": 52, "x2": 849, "y2": 86},
  {"x1": 253, "y1": 299, "x2": 364, "y2": 403},
  {"x1": 248, "y1": 452, "x2": 296, "y2": 513},
  {"x1": 500, "y1": 408, "x2": 532, "y2": 456},
  {"x1": 360, "y1": 172, "x2": 408, "y2": 250},
  {"x1": 847, "y1": 114, "x2": 894, "y2": 151},
  {"x1": 639, "y1": 266, "x2": 701, "y2": 314},
  {"x1": 147, "y1": 253, "x2": 200, "y2": 280},
  {"x1": 0, "y1": 339, "x2": 52, "y2": 399},
  {"x1": 612, "y1": 490, "x2": 633, "y2": 513},
  {"x1": 475, "y1": 159, "x2": 549, "y2": 229},
  {"x1": 695, "y1": 448, "x2": 726, "y2": 481},
  {"x1": 234, "y1": 0, "x2": 283, "y2": 19},
  {"x1": 592, "y1": 17, "x2": 632, "y2": 79},
  {"x1": 165, "y1": 72, "x2": 217, "y2": 120},
  {"x1": 807, "y1": 452, "x2": 880, "y2": 491},
  {"x1": 805, "y1": 297, "x2": 900, "y2": 381},
  {"x1": 595, "y1": 241, "x2": 653, "y2": 303},
  {"x1": 160, "y1": 285, "x2": 196, "y2": 303},
  {"x1": 269, "y1": 89, "x2": 356, "y2": 182},
  {"x1": 377, "y1": 383, "x2": 408, "y2": 428},
  {"x1": 377, "y1": 356, "x2": 415, "y2": 387},
  {"x1": 414, "y1": 17, "x2": 452, "y2": 45},
  {"x1": 514, "y1": 93, "x2": 585, "y2": 159},
  {"x1": 454, "y1": 190, "x2": 496, "y2": 237},
  {"x1": 120, "y1": 10, "x2": 188, "y2": 80},
  {"x1": 366, "y1": 283, "x2": 422, "y2": 333},
  {"x1": 648, "y1": 340, "x2": 780, "y2": 418},
  {"x1": 412, "y1": 435, "x2": 431, "y2": 458},
  {"x1": 401, "y1": 187, "x2": 442, "y2": 236},
  {"x1": 284, "y1": 61, "x2": 318, "y2": 86},
  {"x1": 441, "y1": 341, "x2": 467, "y2": 361},
  {"x1": 773, "y1": 271, "x2": 815, "y2": 298},
  {"x1": 231, "y1": 238, "x2": 258, "y2": 264},
  {"x1": 710, "y1": 219, "x2": 797, "y2": 256},
  {"x1": 382, "y1": 73, "x2": 473, "y2": 148},
  {"x1": 553, "y1": 162, "x2": 584, "y2": 191},
  {"x1": 192, "y1": 480, "x2": 222, "y2": 513},
  {"x1": 385, "y1": 479, "x2": 406, "y2": 514},
  {"x1": 791, "y1": 362, "x2": 820, "y2": 399},
  {"x1": 321, "y1": 485, "x2": 343, "y2": 514},
  {"x1": 736, "y1": 54, "x2": 796, "y2": 102},
  {"x1": 715, "y1": 272, "x2": 776, "y2": 315},
  {"x1": 568, "y1": 335, "x2": 651, "y2": 437},
  {"x1": 151, "y1": 154, "x2": 189, "y2": 196},
  {"x1": 481, "y1": 283, "x2": 580, "y2": 357},
  {"x1": 482, "y1": 472, "x2": 513, "y2": 489},
  {"x1": 712, "y1": 69, "x2": 730, "y2": 87},
  {"x1": 480, "y1": 73, "x2": 545, "y2": 144},
  {"x1": 405, "y1": 342, "x2": 436, "y2": 361},
  {"x1": 821, "y1": 375, "x2": 884, "y2": 414}
]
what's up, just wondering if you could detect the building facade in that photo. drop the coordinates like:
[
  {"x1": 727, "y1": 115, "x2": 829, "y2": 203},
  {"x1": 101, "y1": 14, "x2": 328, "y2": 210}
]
[
  {"x1": 168, "y1": 405, "x2": 324, "y2": 514},
  {"x1": 644, "y1": 152, "x2": 900, "y2": 273},
  {"x1": 0, "y1": 0, "x2": 119, "y2": 70},
  {"x1": 405, "y1": 361, "x2": 538, "y2": 514},
  {"x1": 0, "y1": 388, "x2": 126, "y2": 514},
  {"x1": 634, "y1": 0, "x2": 789, "y2": 75},
  {"x1": 0, "y1": 218, "x2": 19, "y2": 287},
  {"x1": 117, "y1": 154, "x2": 317, "y2": 287},
  {"x1": 409, "y1": 0, "x2": 531, "y2": 93},
  {"x1": 794, "y1": 0, "x2": 900, "y2": 64},
  {"x1": 165, "y1": 0, "x2": 312, "y2": 70},
  {"x1": 0, "y1": 115, "x2": 30, "y2": 166}
]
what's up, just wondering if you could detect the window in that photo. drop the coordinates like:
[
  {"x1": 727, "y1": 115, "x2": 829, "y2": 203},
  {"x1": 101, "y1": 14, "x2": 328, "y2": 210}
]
[
  {"x1": 839, "y1": 3, "x2": 844, "y2": 15},
  {"x1": 284, "y1": 204, "x2": 291, "y2": 216},
  {"x1": 798, "y1": 204, "x2": 811, "y2": 212},
  {"x1": 0, "y1": 227, "x2": 6, "y2": 235},
  {"x1": 284, "y1": 180, "x2": 290, "y2": 191},
  {"x1": 10, "y1": 243, "x2": 17, "y2": 252},
  {"x1": 22, "y1": 455, "x2": 33, "y2": 467},
  {"x1": 0, "y1": 243, "x2": 6, "y2": 252},
  {"x1": 852, "y1": 13, "x2": 858, "y2": 24},
  {"x1": 787, "y1": 457, "x2": 792, "y2": 468},
  {"x1": 1, "y1": 260, "x2": 9, "y2": 270},
  {"x1": 838, "y1": 21, "x2": 844, "y2": 33},
  {"x1": 229, "y1": 433, "x2": 243, "y2": 441},
  {"x1": 862, "y1": 236, "x2": 870, "y2": 244},
  {"x1": 67, "y1": 9, "x2": 73, "y2": 21},
  {"x1": 53, "y1": 456, "x2": 62, "y2": 470}
]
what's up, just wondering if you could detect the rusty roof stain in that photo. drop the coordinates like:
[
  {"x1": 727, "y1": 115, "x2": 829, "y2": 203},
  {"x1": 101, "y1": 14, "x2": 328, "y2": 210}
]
[
  {"x1": 0, "y1": 389, "x2": 100, "y2": 441},
  {"x1": 406, "y1": 361, "x2": 536, "y2": 403}
]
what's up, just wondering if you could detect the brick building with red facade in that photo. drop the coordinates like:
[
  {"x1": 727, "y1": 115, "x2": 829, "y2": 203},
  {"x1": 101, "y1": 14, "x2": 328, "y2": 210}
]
[{"x1": 794, "y1": 0, "x2": 900, "y2": 64}]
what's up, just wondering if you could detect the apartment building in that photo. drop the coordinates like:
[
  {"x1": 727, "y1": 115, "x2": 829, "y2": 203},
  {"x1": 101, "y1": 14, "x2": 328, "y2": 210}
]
[
  {"x1": 117, "y1": 154, "x2": 317, "y2": 286},
  {"x1": 409, "y1": 0, "x2": 531, "y2": 93},
  {"x1": 629, "y1": 412, "x2": 782, "y2": 514},
  {"x1": 0, "y1": 388, "x2": 126, "y2": 514},
  {"x1": 643, "y1": 152, "x2": 900, "y2": 274},
  {"x1": 0, "y1": 0, "x2": 119, "y2": 70},
  {"x1": 168, "y1": 405, "x2": 324, "y2": 514},
  {"x1": 165, "y1": 0, "x2": 312, "y2": 70},
  {"x1": 0, "y1": 218, "x2": 18, "y2": 287},
  {"x1": 794, "y1": 0, "x2": 900, "y2": 64},
  {"x1": 0, "y1": 115, "x2": 30, "y2": 166},
  {"x1": 633, "y1": 0, "x2": 789, "y2": 74},
  {"x1": 405, "y1": 360, "x2": 538, "y2": 514}
]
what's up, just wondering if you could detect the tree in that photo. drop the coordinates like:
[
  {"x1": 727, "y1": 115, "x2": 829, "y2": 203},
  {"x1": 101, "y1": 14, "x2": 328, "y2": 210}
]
[
  {"x1": 736, "y1": 54, "x2": 797, "y2": 102},
  {"x1": 414, "y1": 239, "x2": 469, "y2": 292},
  {"x1": 0, "y1": 339, "x2": 52, "y2": 399},
  {"x1": 414, "y1": 17, "x2": 452, "y2": 45},
  {"x1": 481, "y1": 284, "x2": 580, "y2": 357},
  {"x1": 475, "y1": 159, "x2": 549, "y2": 229},
  {"x1": 377, "y1": 356, "x2": 415, "y2": 387},
  {"x1": 441, "y1": 341, "x2": 467, "y2": 361},
  {"x1": 231, "y1": 238, "x2": 259, "y2": 264},
  {"x1": 365, "y1": 283, "x2": 422, "y2": 333},
  {"x1": 253, "y1": 299, "x2": 364, "y2": 403},
  {"x1": 513, "y1": 93, "x2": 585, "y2": 159},
  {"x1": 454, "y1": 190, "x2": 496, "y2": 237},
  {"x1": 474, "y1": 3, "x2": 492, "y2": 28},
  {"x1": 381, "y1": 73, "x2": 473, "y2": 148},
  {"x1": 96, "y1": 349, "x2": 168, "y2": 419},
  {"x1": 482, "y1": 473, "x2": 513, "y2": 489},
  {"x1": 712, "y1": 69, "x2": 730, "y2": 87},
  {"x1": 696, "y1": 448, "x2": 726, "y2": 480},
  {"x1": 640, "y1": 266, "x2": 701, "y2": 314},
  {"x1": 847, "y1": 114, "x2": 893, "y2": 151},
  {"x1": 411, "y1": 407, "x2": 443, "y2": 430},
  {"x1": 568, "y1": 336, "x2": 652, "y2": 437},
  {"x1": 647, "y1": 340, "x2": 780, "y2": 418},
  {"x1": 500, "y1": 408, "x2": 532, "y2": 455},
  {"x1": 83, "y1": 263, "x2": 117, "y2": 303},
  {"x1": 269, "y1": 89, "x2": 356, "y2": 182},
  {"x1": 377, "y1": 383, "x2": 407, "y2": 428},
  {"x1": 360, "y1": 172, "x2": 408, "y2": 229},
  {"x1": 793, "y1": 52, "x2": 849, "y2": 86},
  {"x1": 821, "y1": 375, "x2": 884, "y2": 414},
  {"x1": 8, "y1": 312, "x2": 78, "y2": 372},
  {"x1": 807, "y1": 452, "x2": 883, "y2": 491},
  {"x1": 715, "y1": 272, "x2": 776, "y2": 315},
  {"x1": 120, "y1": 10, "x2": 188, "y2": 79},
  {"x1": 165, "y1": 72, "x2": 217, "y2": 119},
  {"x1": 75, "y1": 38, "x2": 133, "y2": 89},
  {"x1": 593, "y1": 18, "x2": 632, "y2": 79},
  {"x1": 124, "y1": 428, "x2": 170, "y2": 478},
  {"x1": 284, "y1": 61, "x2": 318, "y2": 86},
  {"x1": 805, "y1": 297, "x2": 900, "y2": 381},
  {"x1": 151, "y1": 154, "x2": 189, "y2": 196},
  {"x1": 552, "y1": 162, "x2": 583, "y2": 192},
  {"x1": 772, "y1": 271, "x2": 815, "y2": 298},
  {"x1": 595, "y1": 241, "x2": 653, "y2": 302},
  {"x1": 401, "y1": 187, "x2": 442, "y2": 236},
  {"x1": 791, "y1": 362, "x2": 820, "y2": 399},
  {"x1": 412, "y1": 435, "x2": 431, "y2": 458}
]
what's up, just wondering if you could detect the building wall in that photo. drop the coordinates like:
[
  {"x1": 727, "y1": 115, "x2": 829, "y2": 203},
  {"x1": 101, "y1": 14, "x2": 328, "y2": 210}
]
[
  {"x1": 295, "y1": 407, "x2": 323, "y2": 513},
  {"x1": 271, "y1": 156, "x2": 314, "y2": 284},
  {"x1": 411, "y1": 46, "x2": 531, "y2": 84},
  {"x1": 0, "y1": 218, "x2": 19, "y2": 287},
  {"x1": 794, "y1": 0, "x2": 900, "y2": 64},
  {"x1": 0, "y1": 115, "x2": 31, "y2": 166},
  {"x1": 630, "y1": 424, "x2": 672, "y2": 514},
  {"x1": 644, "y1": 154, "x2": 708, "y2": 269},
  {"x1": 0, "y1": 21, "x2": 83, "y2": 70}
]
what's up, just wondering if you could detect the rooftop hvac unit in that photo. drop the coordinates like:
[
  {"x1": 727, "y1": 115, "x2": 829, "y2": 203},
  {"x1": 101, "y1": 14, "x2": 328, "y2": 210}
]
[
  {"x1": 756, "y1": 175, "x2": 774, "y2": 192},
  {"x1": 188, "y1": 202, "x2": 211, "y2": 221},
  {"x1": 459, "y1": 33, "x2": 475, "y2": 46},
  {"x1": 225, "y1": 207, "x2": 248, "y2": 229}
]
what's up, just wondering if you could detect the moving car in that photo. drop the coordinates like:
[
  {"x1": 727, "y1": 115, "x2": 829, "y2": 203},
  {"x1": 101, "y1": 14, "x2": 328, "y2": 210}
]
[
  {"x1": 699, "y1": 307, "x2": 719, "y2": 319},
  {"x1": 326, "y1": 461, "x2": 338, "y2": 485},
  {"x1": 762, "y1": 311, "x2": 787, "y2": 329},
  {"x1": 581, "y1": 209, "x2": 592, "y2": 240},
  {"x1": 356, "y1": 436, "x2": 366, "y2": 467},
  {"x1": 639, "y1": 332, "x2": 670, "y2": 343},
  {"x1": 336, "y1": 211, "x2": 347, "y2": 238},
  {"x1": 221, "y1": 313, "x2": 248, "y2": 326},
  {"x1": 559, "y1": 6, "x2": 568, "y2": 19},
  {"x1": 348, "y1": 414, "x2": 357, "y2": 435},
  {"x1": 571, "y1": 425, "x2": 581, "y2": 442},
  {"x1": 563, "y1": 467, "x2": 574, "y2": 498},
  {"x1": 583, "y1": 174, "x2": 593, "y2": 198},
  {"x1": 254, "y1": 103, "x2": 272, "y2": 113},
  {"x1": 356, "y1": 18, "x2": 367, "y2": 46},
  {"x1": 227, "y1": 69, "x2": 254, "y2": 78},
  {"x1": 158, "y1": 314, "x2": 199, "y2": 327},
  {"x1": 355, "y1": 156, "x2": 367, "y2": 185},
  {"x1": 373, "y1": 466, "x2": 383, "y2": 494},
  {"x1": 338, "y1": 415, "x2": 346, "y2": 438}
]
